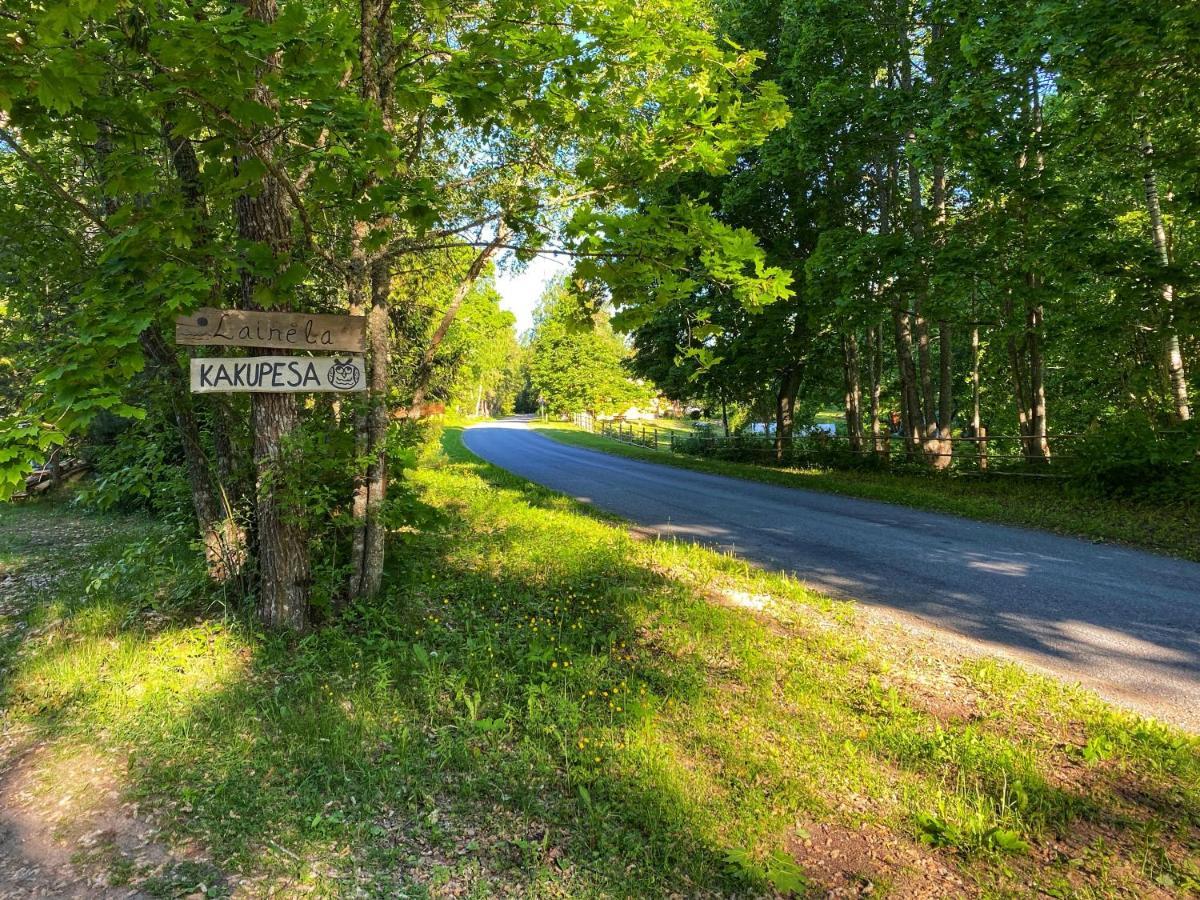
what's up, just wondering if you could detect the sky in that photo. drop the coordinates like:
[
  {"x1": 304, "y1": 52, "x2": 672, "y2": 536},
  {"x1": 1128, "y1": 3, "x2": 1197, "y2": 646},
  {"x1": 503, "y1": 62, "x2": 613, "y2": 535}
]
[{"x1": 493, "y1": 252, "x2": 567, "y2": 337}]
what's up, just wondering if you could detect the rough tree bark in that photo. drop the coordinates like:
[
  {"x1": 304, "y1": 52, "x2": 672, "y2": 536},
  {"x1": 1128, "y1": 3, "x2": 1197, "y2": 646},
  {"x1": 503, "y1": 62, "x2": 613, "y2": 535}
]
[
  {"x1": 141, "y1": 327, "x2": 245, "y2": 581},
  {"x1": 237, "y1": 0, "x2": 311, "y2": 629},
  {"x1": 346, "y1": 0, "x2": 400, "y2": 601},
  {"x1": 900, "y1": 21, "x2": 935, "y2": 452},
  {"x1": 348, "y1": 257, "x2": 393, "y2": 601},
  {"x1": 1023, "y1": 75, "x2": 1050, "y2": 462},
  {"x1": 84, "y1": 107, "x2": 248, "y2": 582},
  {"x1": 160, "y1": 115, "x2": 250, "y2": 560},
  {"x1": 774, "y1": 367, "x2": 802, "y2": 461},
  {"x1": 879, "y1": 151, "x2": 922, "y2": 458},
  {"x1": 931, "y1": 126, "x2": 953, "y2": 469}
]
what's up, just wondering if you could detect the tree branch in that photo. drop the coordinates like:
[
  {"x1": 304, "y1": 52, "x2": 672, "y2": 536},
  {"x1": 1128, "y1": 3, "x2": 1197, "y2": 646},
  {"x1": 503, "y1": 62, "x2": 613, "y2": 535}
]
[
  {"x1": 0, "y1": 125, "x2": 114, "y2": 237},
  {"x1": 403, "y1": 227, "x2": 510, "y2": 417}
]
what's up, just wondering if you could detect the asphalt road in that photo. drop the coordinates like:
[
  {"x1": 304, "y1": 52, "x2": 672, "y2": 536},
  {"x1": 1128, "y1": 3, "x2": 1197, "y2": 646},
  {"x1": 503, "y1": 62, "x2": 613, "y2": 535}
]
[{"x1": 463, "y1": 418, "x2": 1200, "y2": 731}]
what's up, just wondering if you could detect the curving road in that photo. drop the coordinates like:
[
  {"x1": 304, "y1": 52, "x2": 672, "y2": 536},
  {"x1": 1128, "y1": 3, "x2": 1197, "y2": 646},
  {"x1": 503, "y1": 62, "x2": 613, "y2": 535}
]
[{"x1": 463, "y1": 418, "x2": 1200, "y2": 731}]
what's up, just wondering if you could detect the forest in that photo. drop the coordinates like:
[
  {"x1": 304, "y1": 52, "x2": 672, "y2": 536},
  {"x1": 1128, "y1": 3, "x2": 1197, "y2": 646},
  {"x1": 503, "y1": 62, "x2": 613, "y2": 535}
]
[{"x1": 614, "y1": 0, "x2": 1199, "y2": 484}]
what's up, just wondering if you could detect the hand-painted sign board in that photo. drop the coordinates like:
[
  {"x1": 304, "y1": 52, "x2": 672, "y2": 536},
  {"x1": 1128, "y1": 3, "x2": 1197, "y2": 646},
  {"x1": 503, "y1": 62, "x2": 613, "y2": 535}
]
[
  {"x1": 176, "y1": 308, "x2": 366, "y2": 353},
  {"x1": 190, "y1": 356, "x2": 367, "y2": 393}
]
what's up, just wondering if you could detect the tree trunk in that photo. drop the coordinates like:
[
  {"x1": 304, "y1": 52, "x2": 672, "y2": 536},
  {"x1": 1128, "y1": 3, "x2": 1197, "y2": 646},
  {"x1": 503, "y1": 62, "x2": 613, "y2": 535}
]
[
  {"x1": 933, "y1": 319, "x2": 953, "y2": 468},
  {"x1": 406, "y1": 232, "x2": 508, "y2": 420},
  {"x1": 347, "y1": 0, "x2": 396, "y2": 601},
  {"x1": 867, "y1": 323, "x2": 883, "y2": 457},
  {"x1": 142, "y1": 327, "x2": 246, "y2": 582},
  {"x1": 349, "y1": 258, "x2": 392, "y2": 601},
  {"x1": 97, "y1": 108, "x2": 246, "y2": 583},
  {"x1": 1025, "y1": 296, "x2": 1050, "y2": 462},
  {"x1": 892, "y1": 307, "x2": 922, "y2": 457},
  {"x1": 1004, "y1": 291, "x2": 1032, "y2": 455},
  {"x1": 842, "y1": 331, "x2": 863, "y2": 453},
  {"x1": 774, "y1": 368, "x2": 801, "y2": 461},
  {"x1": 900, "y1": 19, "x2": 935, "y2": 451},
  {"x1": 160, "y1": 113, "x2": 251, "y2": 552},
  {"x1": 1141, "y1": 135, "x2": 1191, "y2": 421},
  {"x1": 970, "y1": 318, "x2": 981, "y2": 433},
  {"x1": 237, "y1": 0, "x2": 310, "y2": 629}
]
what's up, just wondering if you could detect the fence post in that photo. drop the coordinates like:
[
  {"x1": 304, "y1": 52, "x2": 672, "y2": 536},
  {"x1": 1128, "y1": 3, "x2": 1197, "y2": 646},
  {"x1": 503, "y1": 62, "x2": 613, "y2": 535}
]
[{"x1": 978, "y1": 426, "x2": 988, "y2": 472}]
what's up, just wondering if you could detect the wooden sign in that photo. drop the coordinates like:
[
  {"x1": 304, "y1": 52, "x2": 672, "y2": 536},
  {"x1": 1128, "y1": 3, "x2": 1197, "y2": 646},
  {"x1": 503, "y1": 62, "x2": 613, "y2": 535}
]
[
  {"x1": 176, "y1": 307, "x2": 366, "y2": 353},
  {"x1": 190, "y1": 356, "x2": 367, "y2": 393}
]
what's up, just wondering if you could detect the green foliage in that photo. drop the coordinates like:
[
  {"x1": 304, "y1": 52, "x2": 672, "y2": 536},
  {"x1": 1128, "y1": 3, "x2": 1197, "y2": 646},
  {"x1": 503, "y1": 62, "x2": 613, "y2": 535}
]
[
  {"x1": 75, "y1": 413, "x2": 192, "y2": 516},
  {"x1": 527, "y1": 277, "x2": 654, "y2": 415},
  {"x1": 620, "y1": 0, "x2": 1199, "y2": 481},
  {"x1": 1065, "y1": 414, "x2": 1200, "y2": 503}
]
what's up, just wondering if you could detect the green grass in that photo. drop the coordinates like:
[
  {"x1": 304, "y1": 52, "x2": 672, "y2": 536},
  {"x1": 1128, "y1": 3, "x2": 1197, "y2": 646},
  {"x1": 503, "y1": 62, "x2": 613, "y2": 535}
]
[
  {"x1": 0, "y1": 435, "x2": 1197, "y2": 896},
  {"x1": 533, "y1": 420, "x2": 1200, "y2": 561}
]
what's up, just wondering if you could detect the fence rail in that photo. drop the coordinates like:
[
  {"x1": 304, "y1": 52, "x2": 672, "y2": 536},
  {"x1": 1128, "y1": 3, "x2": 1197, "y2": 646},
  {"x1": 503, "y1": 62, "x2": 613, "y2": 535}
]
[
  {"x1": 565, "y1": 413, "x2": 1196, "y2": 480},
  {"x1": 572, "y1": 413, "x2": 666, "y2": 451}
]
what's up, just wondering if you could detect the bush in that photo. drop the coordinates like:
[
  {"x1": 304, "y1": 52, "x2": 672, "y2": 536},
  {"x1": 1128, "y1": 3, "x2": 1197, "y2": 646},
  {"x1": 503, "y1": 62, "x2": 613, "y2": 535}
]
[
  {"x1": 1064, "y1": 414, "x2": 1199, "y2": 503},
  {"x1": 75, "y1": 412, "x2": 192, "y2": 515}
]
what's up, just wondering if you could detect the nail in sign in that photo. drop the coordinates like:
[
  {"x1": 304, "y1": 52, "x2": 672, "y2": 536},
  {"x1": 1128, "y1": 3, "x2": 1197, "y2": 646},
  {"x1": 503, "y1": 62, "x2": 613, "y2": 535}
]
[
  {"x1": 176, "y1": 307, "x2": 366, "y2": 353},
  {"x1": 190, "y1": 356, "x2": 367, "y2": 393}
]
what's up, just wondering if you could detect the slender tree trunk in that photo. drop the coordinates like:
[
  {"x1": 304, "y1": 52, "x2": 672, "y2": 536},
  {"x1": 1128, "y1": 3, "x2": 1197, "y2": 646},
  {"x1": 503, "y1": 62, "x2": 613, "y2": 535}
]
[
  {"x1": 933, "y1": 319, "x2": 953, "y2": 469},
  {"x1": 1025, "y1": 76, "x2": 1050, "y2": 463},
  {"x1": 1025, "y1": 295, "x2": 1049, "y2": 461},
  {"x1": 237, "y1": 0, "x2": 310, "y2": 629},
  {"x1": 347, "y1": 0, "x2": 397, "y2": 601},
  {"x1": 879, "y1": 149, "x2": 921, "y2": 459},
  {"x1": 1141, "y1": 134, "x2": 1191, "y2": 421},
  {"x1": 937, "y1": 321, "x2": 952, "y2": 430},
  {"x1": 160, "y1": 114, "x2": 250, "y2": 554},
  {"x1": 970, "y1": 324, "x2": 981, "y2": 437},
  {"x1": 931, "y1": 140, "x2": 953, "y2": 468},
  {"x1": 346, "y1": 221, "x2": 370, "y2": 598},
  {"x1": 94, "y1": 107, "x2": 246, "y2": 583},
  {"x1": 900, "y1": 19, "x2": 935, "y2": 451},
  {"x1": 867, "y1": 323, "x2": 883, "y2": 456},
  {"x1": 971, "y1": 316, "x2": 986, "y2": 471},
  {"x1": 406, "y1": 232, "x2": 509, "y2": 419},
  {"x1": 141, "y1": 327, "x2": 245, "y2": 581},
  {"x1": 893, "y1": 308, "x2": 922, "y2": 457},
  {"x1": 351, "y1": 259, "x2": 392, "y2": 600},
  {"x1": 842, "y1": 331, "x2": 863, "y2": 453},
  {"x1": 210, "y1": 396, "x2": 248, "y2": 506},
  {"x1": 1005, "y1": 291, "x2": 1032, "y2": 454}
]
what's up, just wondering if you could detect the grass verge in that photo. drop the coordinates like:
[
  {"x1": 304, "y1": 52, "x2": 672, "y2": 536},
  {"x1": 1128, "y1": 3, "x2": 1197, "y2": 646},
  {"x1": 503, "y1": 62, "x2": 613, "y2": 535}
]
[
  {"x1": 533, "y1": 420, "x2": 1200, "y2": 561},
  {"x1": 0, "y1": 431, "x2": 1197, "y2": 896}
]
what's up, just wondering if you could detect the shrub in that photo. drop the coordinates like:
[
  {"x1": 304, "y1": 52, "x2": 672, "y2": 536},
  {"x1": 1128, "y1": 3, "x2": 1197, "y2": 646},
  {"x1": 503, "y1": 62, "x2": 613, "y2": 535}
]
[{"x1": 1064, "y1": 413, "x2": 1199, "y2": 503}]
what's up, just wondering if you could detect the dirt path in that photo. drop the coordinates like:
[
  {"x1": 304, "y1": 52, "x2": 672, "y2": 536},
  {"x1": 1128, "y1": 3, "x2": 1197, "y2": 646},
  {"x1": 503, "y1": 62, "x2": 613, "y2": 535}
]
[{"x1": 0, "y1": 509, "x2": 229, "y2": 899}]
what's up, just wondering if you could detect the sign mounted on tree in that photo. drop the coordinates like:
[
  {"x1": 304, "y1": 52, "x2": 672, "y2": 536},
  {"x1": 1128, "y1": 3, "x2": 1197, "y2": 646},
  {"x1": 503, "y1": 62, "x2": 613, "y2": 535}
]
[
  {"x1": 190, "y1": 356, "x2": 367, "y2": 393},
  {"x1": 176, "y1": 307, "x2": 366, "y2": 353}
]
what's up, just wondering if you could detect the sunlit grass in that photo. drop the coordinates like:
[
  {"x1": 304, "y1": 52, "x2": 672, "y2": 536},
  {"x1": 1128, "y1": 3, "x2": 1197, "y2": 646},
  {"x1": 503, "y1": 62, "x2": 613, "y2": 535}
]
[{"x1": 0, "y1": 436, "x2": 1196, "y2": 896}]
